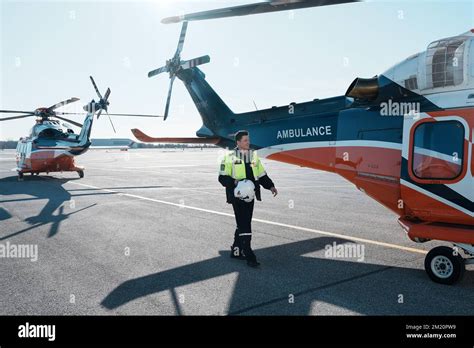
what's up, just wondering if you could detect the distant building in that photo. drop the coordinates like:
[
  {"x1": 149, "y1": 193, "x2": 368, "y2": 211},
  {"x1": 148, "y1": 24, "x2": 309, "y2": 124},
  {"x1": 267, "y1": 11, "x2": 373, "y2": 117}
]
[
  {"x1": 0, "y1": 141, "x2": 19, "y2": 150},
  {"x1": 91, "y1": 138, "x2": 135, "y2": 147}
]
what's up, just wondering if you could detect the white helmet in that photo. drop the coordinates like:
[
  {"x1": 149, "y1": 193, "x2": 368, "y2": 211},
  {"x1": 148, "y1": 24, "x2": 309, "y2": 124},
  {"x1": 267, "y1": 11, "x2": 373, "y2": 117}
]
[{"x1": 234, "y1": 179, "x2": 255, "y2": 203}]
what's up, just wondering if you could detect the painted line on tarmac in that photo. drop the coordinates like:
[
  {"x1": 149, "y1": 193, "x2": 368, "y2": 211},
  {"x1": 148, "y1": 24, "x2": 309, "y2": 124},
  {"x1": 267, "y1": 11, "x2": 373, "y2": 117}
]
[{"x1": 70, "y1": 181, "x2": 428, "y2": 255}]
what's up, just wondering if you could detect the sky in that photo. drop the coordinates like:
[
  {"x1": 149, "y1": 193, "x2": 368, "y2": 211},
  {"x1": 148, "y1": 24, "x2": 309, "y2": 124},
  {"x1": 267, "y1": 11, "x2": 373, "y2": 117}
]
[{"x1": 1, "y1": 0, "x2": 473, "y2": 141}]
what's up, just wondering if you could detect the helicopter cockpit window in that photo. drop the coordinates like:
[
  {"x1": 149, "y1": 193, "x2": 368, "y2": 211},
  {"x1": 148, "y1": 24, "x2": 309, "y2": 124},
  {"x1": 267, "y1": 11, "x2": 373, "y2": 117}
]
[
  {"x1": 412, "y1": 121, "x2": 464, "y2": 180},
  {"x1": 38, "y1": 128, "x2": 65, "y2": 139},
  {"x1": 426, "y1": 38, "x2": 466, "y2": 89}
]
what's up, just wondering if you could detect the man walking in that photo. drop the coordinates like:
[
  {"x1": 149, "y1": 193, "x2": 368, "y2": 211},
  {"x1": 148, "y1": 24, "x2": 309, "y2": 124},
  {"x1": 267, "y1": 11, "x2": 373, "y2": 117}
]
[{"x1": 218, "y1": 130, "x2": 278, "y2": 267}]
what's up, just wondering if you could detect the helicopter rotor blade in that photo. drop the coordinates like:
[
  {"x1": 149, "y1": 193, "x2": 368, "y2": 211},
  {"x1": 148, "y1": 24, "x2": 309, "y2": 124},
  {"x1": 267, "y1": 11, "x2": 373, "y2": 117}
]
[
  {"x1": 106, "y1": 113, "x2": 163, "y2": 118},
  {"x1": 57, "y1": 111, "x2": 163, "y2": 118},
  {"x1": 48, "y1": 97, "x2": 80, "y2": 111},
  {"x1": 174, "y1": 21, "x2": 188, "y2": 58},
  {"x1": 90, "y1": 76, "x2": 103, "y2": 100},
  {"x1": 96, "y1": 88, "x2": 111, "y2": 119},
  {"x1": 53, "y1": 115, "x2": 83, "y2": 128},
  {"x1": 148, "y1": 21, "x2": 199, "y2": 120},
  {"x1": 161, "y1": 0, "x2": 359, "y2": 24},
  {"x1": 180, "y1": 55, "x2": 210, "y2": 70},
  {"x1": 103, "y1": 88, "x2": 111, "y2": 103},
  {"x1": 55, "y1": 112, "x2": 89, "y2": 115},
  {"x1": 163, "y1": 75, "x2": 176, "y2": 121},
  {"x1": 148, "y1": 66, "x2": 169, "y2": 78},
  {"x1": 0, "y1": 114, "x2": 35, "y2": 121},
  {"x1": 106, "y1": 112, "x2": 117, "y2": 134},
  {"x1": 0, "y1": 110, "x2": 35, "y2": 114}
]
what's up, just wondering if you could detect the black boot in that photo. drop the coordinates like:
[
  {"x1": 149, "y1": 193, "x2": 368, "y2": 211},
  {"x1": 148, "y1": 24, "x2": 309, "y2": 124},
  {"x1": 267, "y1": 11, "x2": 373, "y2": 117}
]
[
  {"x1": 241, "y1": 237, "x2": 260, "y2": 268},
  {"x1": 245, "y1": 251, "x2": 260, "y2": 268},
  {"x1": 230, "y1": 228, "x2": 246, "y2": 260}
]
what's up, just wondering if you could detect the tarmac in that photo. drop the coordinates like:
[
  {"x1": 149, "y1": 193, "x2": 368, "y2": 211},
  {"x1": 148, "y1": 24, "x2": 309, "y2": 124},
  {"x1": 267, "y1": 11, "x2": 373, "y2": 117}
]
[{"x1": 1, "y1": 148, "x2": 473, "y2": 315}]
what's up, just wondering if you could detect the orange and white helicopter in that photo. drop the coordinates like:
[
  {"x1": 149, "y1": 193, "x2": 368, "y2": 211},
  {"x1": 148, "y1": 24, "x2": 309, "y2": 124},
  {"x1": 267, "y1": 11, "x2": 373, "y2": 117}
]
[
  {"x1": 132, "y1": 0, "x2": 474, "y2": 284},
  {"x1": 0, "y1": 76, "x2": 161, "y2": 180}
]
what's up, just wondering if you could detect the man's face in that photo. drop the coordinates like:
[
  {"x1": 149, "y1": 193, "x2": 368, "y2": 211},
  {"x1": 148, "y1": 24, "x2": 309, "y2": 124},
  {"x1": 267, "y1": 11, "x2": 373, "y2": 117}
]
[{"x1": 237, "y1": 135, "x2": 250, "y2": 151}]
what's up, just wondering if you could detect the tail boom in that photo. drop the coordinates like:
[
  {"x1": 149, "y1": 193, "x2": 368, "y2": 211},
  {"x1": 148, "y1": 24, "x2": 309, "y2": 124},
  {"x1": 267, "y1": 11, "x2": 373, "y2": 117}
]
[{"x1": 131, "y1": 128, "x2": 220, "y2": 144}]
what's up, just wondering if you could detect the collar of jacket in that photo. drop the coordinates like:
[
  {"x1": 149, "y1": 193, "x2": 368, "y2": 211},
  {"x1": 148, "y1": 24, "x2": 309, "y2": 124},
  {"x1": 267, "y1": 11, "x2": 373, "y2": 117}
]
[{"x1": 233, "y1": 147, "x2": 256, "y2": 162}]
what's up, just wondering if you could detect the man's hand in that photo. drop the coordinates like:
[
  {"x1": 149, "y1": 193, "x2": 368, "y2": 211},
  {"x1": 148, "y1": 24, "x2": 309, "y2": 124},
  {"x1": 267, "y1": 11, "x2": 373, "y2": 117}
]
[{"x1": 270, "y1": 186, "x2": 278, "y2": 197}]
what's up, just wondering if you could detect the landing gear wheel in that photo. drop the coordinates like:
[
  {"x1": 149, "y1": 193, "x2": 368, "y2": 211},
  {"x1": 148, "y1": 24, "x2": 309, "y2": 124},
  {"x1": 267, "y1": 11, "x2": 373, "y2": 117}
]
[
  {"x1": 18, "y1": 172, "x2": 24, "y2": 181},
  {"x1": 77, "y1": 170, "x2": 84, "y2": 178},
  {"x1": 424, "y1": 246, "x2": 465, "y2": 285}
]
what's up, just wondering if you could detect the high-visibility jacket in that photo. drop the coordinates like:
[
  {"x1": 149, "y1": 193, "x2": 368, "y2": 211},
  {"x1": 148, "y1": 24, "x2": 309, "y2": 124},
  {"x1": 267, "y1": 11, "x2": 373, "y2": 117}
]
[
  {"x1": 219, "y1": 149, "x2": 267, "y2": 180},
  {"x1": 218, "y1": 148, "x2": 274, "y2": 203}
]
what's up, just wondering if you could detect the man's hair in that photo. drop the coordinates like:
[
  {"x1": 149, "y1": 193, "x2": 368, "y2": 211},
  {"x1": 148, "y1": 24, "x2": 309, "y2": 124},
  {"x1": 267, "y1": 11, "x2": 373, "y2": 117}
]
[{"x1": 235, "y1": 130, "x2": 249, "y2": 142}]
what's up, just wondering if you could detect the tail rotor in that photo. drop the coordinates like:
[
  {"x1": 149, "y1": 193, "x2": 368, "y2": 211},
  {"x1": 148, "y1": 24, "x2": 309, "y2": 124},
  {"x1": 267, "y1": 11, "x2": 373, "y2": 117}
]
[
  {"x1": 148, "y1": 21, "x2": 210, "y2": 120},
  {"x1": 84, "y1": 76, "x2": 115, "y2": 132}
]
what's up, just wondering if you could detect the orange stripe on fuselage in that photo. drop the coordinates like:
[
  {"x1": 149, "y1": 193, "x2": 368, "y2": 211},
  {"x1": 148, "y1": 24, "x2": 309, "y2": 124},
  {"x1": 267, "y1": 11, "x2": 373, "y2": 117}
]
[
  {"x1": 267, "y1": 145, "x2": 401, "y2": 177},
  {"x1": 267, "y1": 145, "x2": 473, "y2": 225},
  {"x1": 268, "y1": 145, "x2": 403, "y2": 213}
]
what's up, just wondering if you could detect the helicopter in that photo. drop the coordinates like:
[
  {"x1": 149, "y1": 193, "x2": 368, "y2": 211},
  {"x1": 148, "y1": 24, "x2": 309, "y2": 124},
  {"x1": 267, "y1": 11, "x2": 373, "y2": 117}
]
[
  {"x1": 131, "y1": 0, "x2": 474, "y2": 285},
  {"x1": 0, "y1": 76, "x2": 161, "y2": 180}
]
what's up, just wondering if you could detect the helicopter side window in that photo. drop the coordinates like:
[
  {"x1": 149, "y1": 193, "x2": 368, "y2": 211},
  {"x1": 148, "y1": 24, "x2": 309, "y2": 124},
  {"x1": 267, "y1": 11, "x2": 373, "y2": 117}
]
[
  {"x1": 426, "y1": 38, "x2": 465, "y2": 89},
  {"x1": 412, "y1": 121, "x2": 464, "y2": 180}
]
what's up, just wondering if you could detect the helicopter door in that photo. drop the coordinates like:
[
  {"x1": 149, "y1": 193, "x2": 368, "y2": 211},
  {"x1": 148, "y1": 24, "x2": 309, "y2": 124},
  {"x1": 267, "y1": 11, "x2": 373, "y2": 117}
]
[
  {"x1": 15, "y1": 142, "x2": 22, "y2": 168},
  {"x1": 16, "y1": 141, "x2": 32, "y2": 170},
  {"x1": 16, "y1": 142, "x2": 25, "y2": 169},
  {"x1": 400, "y1": 112, "x2": 472, "y2": 222},
  {"x1": 25, "y1": 141, "x2": 32, "y2": 166}
]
